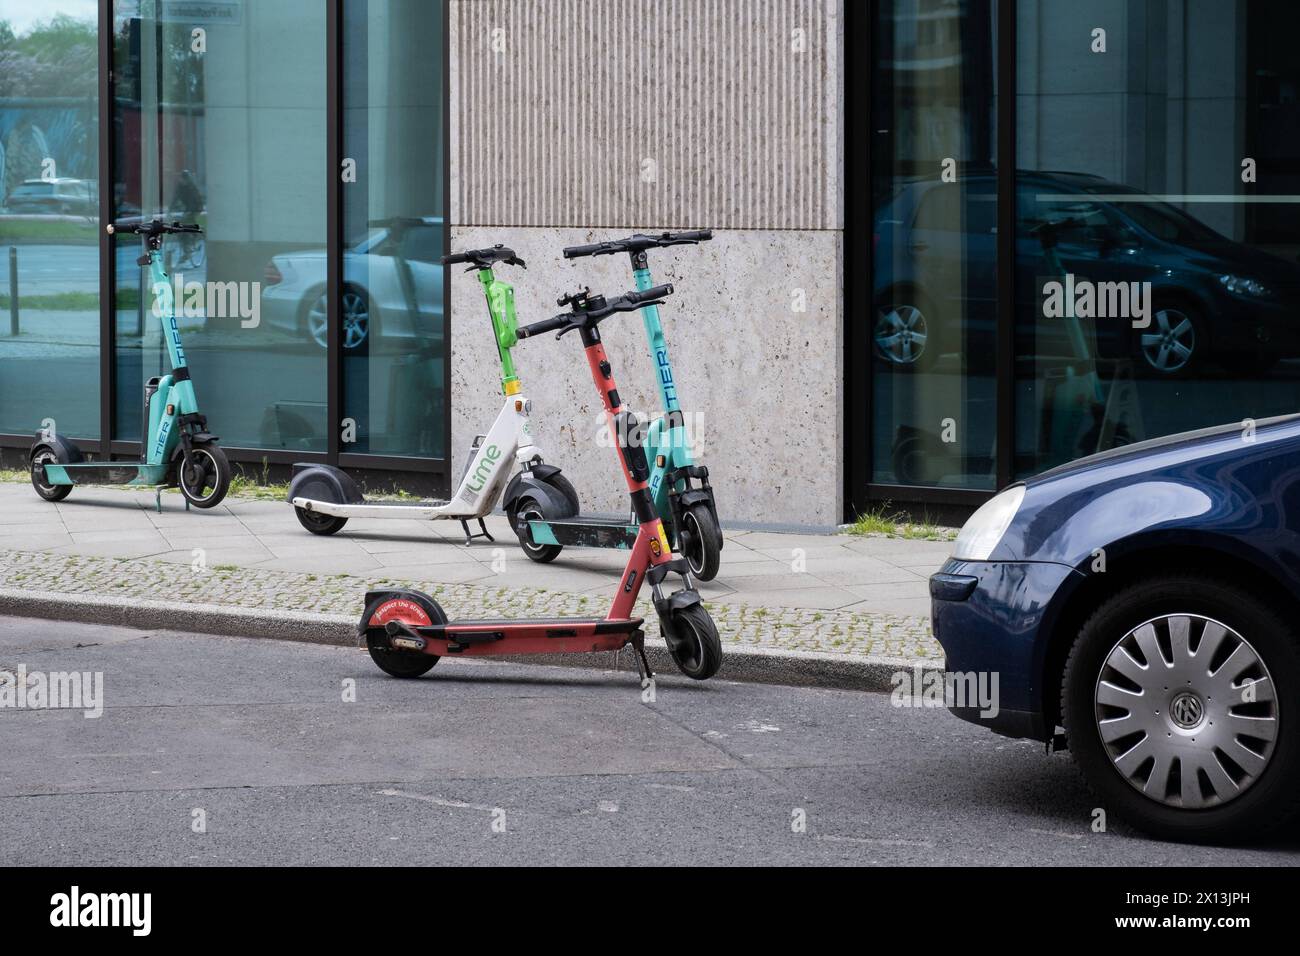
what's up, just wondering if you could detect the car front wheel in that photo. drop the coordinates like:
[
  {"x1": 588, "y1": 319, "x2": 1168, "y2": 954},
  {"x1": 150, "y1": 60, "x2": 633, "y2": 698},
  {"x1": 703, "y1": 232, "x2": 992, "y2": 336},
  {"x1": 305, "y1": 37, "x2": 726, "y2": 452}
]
[{"x1": 1062, "y1": 574, "x2": 1300, "y2": 842}]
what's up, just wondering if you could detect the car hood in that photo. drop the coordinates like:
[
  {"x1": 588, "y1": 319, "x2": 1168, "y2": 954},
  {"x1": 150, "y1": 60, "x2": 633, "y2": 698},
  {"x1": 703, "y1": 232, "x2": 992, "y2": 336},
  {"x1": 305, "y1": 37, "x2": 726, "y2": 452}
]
[
  {"x1": 996, "y1": 412, "x2": 1300, "y2": 565},
  {"x1": 1028, "y1": 413, "x2": 1300, "y2": 488}
]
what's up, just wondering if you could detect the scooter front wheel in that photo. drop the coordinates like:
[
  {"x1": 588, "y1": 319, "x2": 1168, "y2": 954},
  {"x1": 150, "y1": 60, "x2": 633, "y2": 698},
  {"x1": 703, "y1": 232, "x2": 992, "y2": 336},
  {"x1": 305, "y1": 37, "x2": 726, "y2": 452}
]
[
  {"x1": 680, "y1": 504, "x2": 722, "y2": 581},
  {"x1": 295, "y1": 506, "x2": 348, "y2": 536},
  {"x1": 30, "y1": 447, "x2": 72, "y2": 502},
  {"x1": 667, "y1": 604, "x2": 723, "y2": 680},
  {"x1": 178, "y1": 442, "x2": 232, "y2": 508},
  {"x1": 515, "y1": 497, "x2": 562, "y2": 563}
]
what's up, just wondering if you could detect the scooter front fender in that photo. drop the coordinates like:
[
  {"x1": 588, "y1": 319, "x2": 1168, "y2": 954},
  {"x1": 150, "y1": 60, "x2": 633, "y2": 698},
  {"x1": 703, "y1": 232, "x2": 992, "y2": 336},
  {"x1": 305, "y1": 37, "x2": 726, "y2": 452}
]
[
  {"x1": 287, "y1": 463, "x2": 365, "y2": 506},
  {"x1": 502, "y1": 466, "x2": 578, "y2": 522},
  {"x1": 30, "y1": 432, "x2": 85, "y2": 467}
]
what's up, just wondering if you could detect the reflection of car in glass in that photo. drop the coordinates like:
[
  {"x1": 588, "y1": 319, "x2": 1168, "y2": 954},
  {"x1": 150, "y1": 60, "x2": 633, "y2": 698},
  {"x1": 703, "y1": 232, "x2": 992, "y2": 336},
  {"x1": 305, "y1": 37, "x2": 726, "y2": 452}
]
[
  {"x1": 874, "y1": 171, "x2": 1300, "y2": 376},
  {"x1": 931, "y1": 415, "x2": 1300, "y2": 841},
  {"x1": 260, "y1": 217, "x2": 444, "y2": 352},
  {"x1": 4, "y1": 178, "x2": 98, "y2": 216}
]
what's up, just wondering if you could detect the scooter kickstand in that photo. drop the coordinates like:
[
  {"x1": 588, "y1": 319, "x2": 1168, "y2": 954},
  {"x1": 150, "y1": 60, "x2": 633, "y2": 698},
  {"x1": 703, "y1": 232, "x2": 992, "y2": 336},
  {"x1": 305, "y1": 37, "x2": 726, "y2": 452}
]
[
  {"x1": 459, "y1": 517, "x2": 496, "y2": 546},
  {"x1": 630, "y1": 629, "x2": 654, "y2": 682},
  {"x1": 154, "y1": 485, "x2": 163, "y2": 514}
]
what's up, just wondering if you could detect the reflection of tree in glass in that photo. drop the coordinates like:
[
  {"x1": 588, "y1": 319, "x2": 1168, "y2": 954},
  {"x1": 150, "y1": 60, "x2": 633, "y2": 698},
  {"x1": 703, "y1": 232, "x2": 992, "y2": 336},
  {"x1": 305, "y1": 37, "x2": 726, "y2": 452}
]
[
  {"x1": 0, "y1": 15, "x2": 97, "y2": 98},
  {"x1": 111, "y1": 19, "x2": 206, "y2": 106}
]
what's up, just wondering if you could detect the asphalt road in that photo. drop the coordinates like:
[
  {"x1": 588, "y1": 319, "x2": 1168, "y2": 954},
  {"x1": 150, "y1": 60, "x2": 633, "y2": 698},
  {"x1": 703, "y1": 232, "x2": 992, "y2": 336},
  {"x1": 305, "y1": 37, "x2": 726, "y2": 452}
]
[{"x1": 2, "y1": 615, "x2": 1298, "y2": 866}]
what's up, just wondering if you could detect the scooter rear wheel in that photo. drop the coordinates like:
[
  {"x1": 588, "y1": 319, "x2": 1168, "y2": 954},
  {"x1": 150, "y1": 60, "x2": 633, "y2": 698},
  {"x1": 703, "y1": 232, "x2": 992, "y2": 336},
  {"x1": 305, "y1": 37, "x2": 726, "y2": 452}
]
[
  {"x1": 178, "y1": 442, "x2": 232, "y2": 508},
  {"x1": 361, "y1": 592, "x2": 444, "y2": 678},
  {"x1": 295, "y1": 506, "x2": 348, "y2": 536},
  {"x1": 30, "y1": 447, "x2": 72, "y2": 502},
  {"x1": 667, "y1": 604, "x2": 723, "y2": 680}
]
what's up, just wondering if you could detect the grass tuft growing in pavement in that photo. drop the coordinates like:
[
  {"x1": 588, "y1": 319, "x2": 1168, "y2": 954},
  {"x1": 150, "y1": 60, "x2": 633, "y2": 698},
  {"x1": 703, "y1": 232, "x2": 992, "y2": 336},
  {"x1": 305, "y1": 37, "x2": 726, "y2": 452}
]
[{"x1": 846, "y1": 503, "x2": 956, "y2": 541}]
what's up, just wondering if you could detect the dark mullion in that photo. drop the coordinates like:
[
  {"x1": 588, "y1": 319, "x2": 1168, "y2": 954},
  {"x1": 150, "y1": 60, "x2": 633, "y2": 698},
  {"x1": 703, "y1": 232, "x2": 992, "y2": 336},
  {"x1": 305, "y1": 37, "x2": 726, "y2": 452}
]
[
  {"x1": 842, "y1": 0, "x2": 870, "y2": 521},
  {"x1": 995, "y1": 0, "x2": 1016, "y2": 489},
  {"x1": 440, "y1": 0, "x2": 452, "y2": 499},
  {"x1": 98, "y1": 0, "x2": 114, "y2": 459},
  {"x1": 326, "y1": 0, "x2": 343, "y2": 465}
]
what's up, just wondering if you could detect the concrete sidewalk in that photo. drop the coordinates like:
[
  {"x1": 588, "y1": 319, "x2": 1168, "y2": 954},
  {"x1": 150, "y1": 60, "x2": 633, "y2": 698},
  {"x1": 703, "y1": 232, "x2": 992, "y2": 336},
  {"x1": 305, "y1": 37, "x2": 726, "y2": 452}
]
[{"x1": 0, "y1": 482, "x2": 952, "y2": 681}]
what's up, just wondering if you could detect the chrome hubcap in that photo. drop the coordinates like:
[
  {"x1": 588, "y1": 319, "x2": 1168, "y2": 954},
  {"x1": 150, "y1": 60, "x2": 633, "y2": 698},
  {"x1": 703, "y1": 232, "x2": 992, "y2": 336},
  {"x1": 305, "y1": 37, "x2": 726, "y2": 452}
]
[
  {"x1": 1094, "y1": 614, "x2": 1278, "y2": 809},
  {"x1": 1139, "y1": 308, "x2": 1195, "y2": 372},
  {"x1": 874, "y1": 305, "x2": 928, "y2": 365},
  {"x1": 309, "y1": 291, "x2": 369, "y2": 349}
]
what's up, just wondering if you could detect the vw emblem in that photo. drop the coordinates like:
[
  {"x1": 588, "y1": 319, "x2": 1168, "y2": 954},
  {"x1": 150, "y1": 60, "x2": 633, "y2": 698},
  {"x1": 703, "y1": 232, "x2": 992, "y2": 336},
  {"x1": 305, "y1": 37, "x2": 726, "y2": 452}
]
[{"x1": 1170, "y1": 692, "x2": 1204, "y2": 729}]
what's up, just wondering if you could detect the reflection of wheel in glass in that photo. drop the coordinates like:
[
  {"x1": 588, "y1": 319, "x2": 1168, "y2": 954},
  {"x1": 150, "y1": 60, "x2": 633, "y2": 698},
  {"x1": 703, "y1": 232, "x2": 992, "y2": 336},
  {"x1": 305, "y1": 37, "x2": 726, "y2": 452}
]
[
  {"x1": 1063, "y1": 575, "x2": 1300, "y2": 842},
  {"x1": 1134, "y1": 304, "x2": 1201, "y2": 376},
  {"x1": 874, "y1": 292, "x2": 936, "y2": 371},
  {"x1": 306, "y1": 284, "x2": 370, "y2": 353}
]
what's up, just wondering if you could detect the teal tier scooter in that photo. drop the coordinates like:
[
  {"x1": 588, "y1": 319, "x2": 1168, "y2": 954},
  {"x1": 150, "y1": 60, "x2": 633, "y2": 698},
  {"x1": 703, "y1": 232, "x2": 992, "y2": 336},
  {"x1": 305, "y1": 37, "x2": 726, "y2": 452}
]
[
  {"x1": 515, "y1": 231, "x2": 723, "y2": 580},
  {"x1": 29, "y1": 218, "x2": 232, "y2": 509}
]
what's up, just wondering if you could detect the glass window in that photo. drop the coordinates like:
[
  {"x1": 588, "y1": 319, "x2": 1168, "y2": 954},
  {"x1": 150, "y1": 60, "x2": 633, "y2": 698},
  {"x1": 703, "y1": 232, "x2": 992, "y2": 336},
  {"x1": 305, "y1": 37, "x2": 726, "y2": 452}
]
[
  {"x1": 0, "y1": 5, "x2": 100, "y2": 439},
  {"x1": 112, "y1": 0, "x2": 328, "y2": 451},
  {"x1": 1015, "y1": 0, "x2": 1300, "y2": 476},
  {"x1": 869, "y1": 0, "x2": 997, "y2": 489},
  {"x1": 341, "y1": 0, "x2": 446, "y2": 459}
]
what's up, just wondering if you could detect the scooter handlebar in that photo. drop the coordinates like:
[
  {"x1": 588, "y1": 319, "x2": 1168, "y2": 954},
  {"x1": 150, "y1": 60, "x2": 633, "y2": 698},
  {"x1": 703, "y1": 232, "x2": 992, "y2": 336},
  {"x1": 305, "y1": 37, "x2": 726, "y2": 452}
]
[
  {"x1": 441, "y1": 244, "x2": 526, "y2": 269},
  {"x1": 562, "y1": 230, "x2": 714, "y2": 259},
  {"x1": 518, "y1": 284, "x2": 674, "y2": 341},
  {"x1": 106, "y1": 218, "x2": 202, "y2": 236}
]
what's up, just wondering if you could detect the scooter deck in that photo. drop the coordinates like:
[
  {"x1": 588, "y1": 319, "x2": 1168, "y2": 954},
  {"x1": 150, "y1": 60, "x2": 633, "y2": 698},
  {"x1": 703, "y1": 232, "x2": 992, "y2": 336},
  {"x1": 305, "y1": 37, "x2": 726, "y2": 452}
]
[
  {"x1": 43, "y1": 462, "x2": 170, "y2": 486},
  {"x1": 527, "y1": 517, "x2": 638, "y2": 549},
  {"x1": 367, "y1": 615, "x2": 644, "y2": 656},
  {"x1": 292, "y1": 496, "x2": 454, "y2": 519}
]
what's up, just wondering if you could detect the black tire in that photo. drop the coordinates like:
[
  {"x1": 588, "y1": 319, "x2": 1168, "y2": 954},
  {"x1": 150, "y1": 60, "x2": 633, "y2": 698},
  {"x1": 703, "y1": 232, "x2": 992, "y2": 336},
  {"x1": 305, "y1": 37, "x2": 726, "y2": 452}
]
[
  {"x1": 514, "y1": 495, "x2": 562, "y2": 564},
  {"x1": 679, "y1": 503, "x2": 722, "y2": 581},
  {"x1": 295, "y1": 506, "x2": 348, "y2": 536},
  {"x1": 1061, "y1": 574, "x2": 1300, "y2": 843},
  {"x1": 361, "y1": 592, "x2": 443, "y2": 678},
  {"x1": 30, "y1": 447, "x2": 71, "y2": 502},
  {"x1": 666, "y1": 603, "x2": 723, "y2": 680},
  {"x1": 177, "y1": 442, "x2": 231, "y2": 508}
]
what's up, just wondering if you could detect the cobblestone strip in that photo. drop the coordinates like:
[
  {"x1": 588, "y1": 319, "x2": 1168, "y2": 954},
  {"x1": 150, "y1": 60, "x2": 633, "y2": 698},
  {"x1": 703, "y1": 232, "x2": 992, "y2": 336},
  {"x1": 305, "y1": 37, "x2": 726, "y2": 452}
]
[{"x1": 0, "y1": 549, "x2": 940, "y2": 660}]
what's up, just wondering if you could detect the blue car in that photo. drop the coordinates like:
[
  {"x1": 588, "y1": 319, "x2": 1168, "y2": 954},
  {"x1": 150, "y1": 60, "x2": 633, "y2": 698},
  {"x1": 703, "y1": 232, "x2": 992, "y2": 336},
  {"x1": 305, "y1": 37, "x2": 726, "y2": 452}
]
[{"x1": 931, "y1": 415, "x2": 1300, "y2": 842}]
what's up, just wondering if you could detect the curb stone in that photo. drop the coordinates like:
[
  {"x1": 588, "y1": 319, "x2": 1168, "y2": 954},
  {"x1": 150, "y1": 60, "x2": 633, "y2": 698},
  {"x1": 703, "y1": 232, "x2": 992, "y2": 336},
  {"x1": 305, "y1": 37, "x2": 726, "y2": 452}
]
[{"x1": 0, "y1": 587, "x2": 942, "y2": 692}]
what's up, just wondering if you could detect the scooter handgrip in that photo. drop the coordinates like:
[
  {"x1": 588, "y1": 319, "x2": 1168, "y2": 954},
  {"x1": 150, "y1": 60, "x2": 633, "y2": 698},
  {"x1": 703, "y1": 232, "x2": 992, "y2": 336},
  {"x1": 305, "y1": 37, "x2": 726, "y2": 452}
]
[
  {"x1": 627, "y1": 283, "x2": 673, "y2": 304},
  {"x1": 562, "y1": 241, "x2": 617, "y2": 259},
  {"x1": 518, "y1": 314, "x2": 570, "y2": 338},
  {"x1": 670, "y1": 229, "x2": 713, "y2": 242}
]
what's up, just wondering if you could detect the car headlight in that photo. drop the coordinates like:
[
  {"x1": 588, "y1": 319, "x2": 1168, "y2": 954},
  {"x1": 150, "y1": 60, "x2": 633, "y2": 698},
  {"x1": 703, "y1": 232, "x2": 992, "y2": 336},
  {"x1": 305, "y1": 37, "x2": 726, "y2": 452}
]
[
  {"x1": 952, "y1": 484, "x2": 1025, "y2": 561},
  {"x1": 1219, "y1": 274, "x2": 1270, "y2": 297}
]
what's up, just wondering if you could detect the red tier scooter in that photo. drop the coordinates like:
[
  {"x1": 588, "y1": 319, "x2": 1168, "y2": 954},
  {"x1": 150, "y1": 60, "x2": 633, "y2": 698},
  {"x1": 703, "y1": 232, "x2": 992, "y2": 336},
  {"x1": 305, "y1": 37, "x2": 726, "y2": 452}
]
[{"x1": 358, "y1": 283, "x2": 723, "y2": 682}]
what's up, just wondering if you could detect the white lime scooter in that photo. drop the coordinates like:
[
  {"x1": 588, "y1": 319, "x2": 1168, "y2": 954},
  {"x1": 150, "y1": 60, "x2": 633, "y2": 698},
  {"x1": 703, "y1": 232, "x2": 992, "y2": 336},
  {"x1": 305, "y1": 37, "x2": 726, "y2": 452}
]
[{"x1": 287, "y1": 246, "x2": 578, "y2": 555}]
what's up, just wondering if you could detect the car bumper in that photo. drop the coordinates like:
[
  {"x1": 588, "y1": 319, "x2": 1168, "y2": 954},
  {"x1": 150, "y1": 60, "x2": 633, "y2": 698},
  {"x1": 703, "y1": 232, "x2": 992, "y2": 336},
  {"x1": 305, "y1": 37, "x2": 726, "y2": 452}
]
[{"x1": 930, "y1": 558, "x2": 1083, "y2": 741}]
